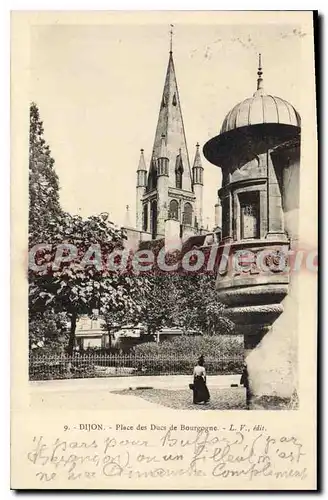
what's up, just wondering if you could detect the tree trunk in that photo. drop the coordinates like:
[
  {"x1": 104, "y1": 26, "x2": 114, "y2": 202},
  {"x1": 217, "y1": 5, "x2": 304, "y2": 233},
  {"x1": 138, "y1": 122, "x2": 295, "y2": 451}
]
[{"x1": 67, "y1": 311, "x2": 77, "y2": 355}]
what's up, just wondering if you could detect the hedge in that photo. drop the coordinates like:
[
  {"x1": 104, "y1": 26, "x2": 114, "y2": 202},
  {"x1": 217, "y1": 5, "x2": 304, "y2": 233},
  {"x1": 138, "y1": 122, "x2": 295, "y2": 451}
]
[{"x1": 133, "y1": 334, "x2": 243, "y2": 358}]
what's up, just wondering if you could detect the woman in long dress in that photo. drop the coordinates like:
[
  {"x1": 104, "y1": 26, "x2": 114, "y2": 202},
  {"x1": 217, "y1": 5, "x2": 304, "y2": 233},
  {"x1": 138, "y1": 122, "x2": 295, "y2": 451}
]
[{"x1": 192, "y1": 355, "x2": 210, "y2": 404}]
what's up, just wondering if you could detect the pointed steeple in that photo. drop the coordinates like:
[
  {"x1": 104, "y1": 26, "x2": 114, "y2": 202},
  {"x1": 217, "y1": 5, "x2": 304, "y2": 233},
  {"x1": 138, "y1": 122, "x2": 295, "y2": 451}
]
[
  {"x1": 192, "y1": 142, "x2": 203, "y2": 228},
  {"x1": 136, "y1": 149, "x2": 146, "y2": 230},
  {"x1": 136, "y1": 149, "x2": 147, "y2": 189},
  {"x1": 193, "y1": 142, "x2": 202, "y2": 170},
  {"x1": 147, "y1": 49, "x2": 192, "y2": 192},
  {"x1": 137, "y1": 148, "x2": 147, "y2": 172}
]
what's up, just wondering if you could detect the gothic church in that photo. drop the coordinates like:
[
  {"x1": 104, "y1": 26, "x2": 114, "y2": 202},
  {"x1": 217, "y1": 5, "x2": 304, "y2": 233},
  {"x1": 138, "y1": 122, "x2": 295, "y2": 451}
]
[{"x1": 123, "y1": 44, "x2": 220, "y2": 250}]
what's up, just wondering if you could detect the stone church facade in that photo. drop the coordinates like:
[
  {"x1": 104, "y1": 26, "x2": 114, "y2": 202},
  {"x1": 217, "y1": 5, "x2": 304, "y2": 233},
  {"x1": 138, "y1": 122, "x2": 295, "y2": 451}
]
[{"x1": 124, "y1": 47, "x2": 219, "y2": 251}]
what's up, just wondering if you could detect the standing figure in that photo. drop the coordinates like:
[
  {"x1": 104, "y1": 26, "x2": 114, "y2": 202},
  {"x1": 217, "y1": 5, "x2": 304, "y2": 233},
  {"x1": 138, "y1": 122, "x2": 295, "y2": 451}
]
[
  {"x1": 192, "y1": 355, "x2": 210, "y2": 404},
  {"x1": 240, "y1": 363, "x2": 251, "y2": 409}
]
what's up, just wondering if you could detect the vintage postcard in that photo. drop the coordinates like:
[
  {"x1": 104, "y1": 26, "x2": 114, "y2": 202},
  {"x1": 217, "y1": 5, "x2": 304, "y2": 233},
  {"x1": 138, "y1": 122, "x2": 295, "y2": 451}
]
[{"x1": 11, "y1": 10, "x2": 318, "y2": 490}]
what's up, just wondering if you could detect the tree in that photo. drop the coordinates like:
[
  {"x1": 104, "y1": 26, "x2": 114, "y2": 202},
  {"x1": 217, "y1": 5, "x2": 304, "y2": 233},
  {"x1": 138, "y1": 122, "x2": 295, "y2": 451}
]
[
  {"x1": 28, "y1": 104, "x2": 146, "y2": 354},
  {"x1": 29, "y1": 102, "x2": 62, "y2": 246},
  {"x1": 29, "y1": 212, "x2": 144, "y2": 354},
  {"x1": 177, "y1": 274, "x2": 234, "y2": 335},
  {"x1": 29, "y1": 102, "x2": 66, "y2": 352},
  {"x1": 133, "y1": 241, "x2": 234, "y2": 337},
  {"x1": 29, "y1": 310, "x2": 68, "y2": 355},
  {"x1": 135, "y1": 274, "x2": 178, "y2": 336},
  {"x1": 129, "y1": 240, "x2": 183, "y2": 336}
]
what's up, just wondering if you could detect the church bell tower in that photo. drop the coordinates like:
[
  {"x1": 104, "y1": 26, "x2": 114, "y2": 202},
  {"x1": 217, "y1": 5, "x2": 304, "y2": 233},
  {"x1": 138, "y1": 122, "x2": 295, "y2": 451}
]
[{"x1": 135, "y1": 30, "x2": 203, "y2": 242}]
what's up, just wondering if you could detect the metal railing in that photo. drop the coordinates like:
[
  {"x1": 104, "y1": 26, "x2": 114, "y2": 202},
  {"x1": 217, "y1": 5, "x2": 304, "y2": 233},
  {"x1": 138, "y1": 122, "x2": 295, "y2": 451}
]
[{"x1": 29, "y1": 353, "x2": 244, "y2": 381}]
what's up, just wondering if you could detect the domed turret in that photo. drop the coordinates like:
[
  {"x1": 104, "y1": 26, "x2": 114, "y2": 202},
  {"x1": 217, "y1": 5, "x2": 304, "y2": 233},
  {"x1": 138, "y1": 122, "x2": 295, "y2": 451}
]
[
  {"x1": 202, "y1": 54, "x2": 302, "y2": 409},
  {"x1": 204, "y1": 54, "x2": 301, "y2": 168},
  {"x1": 220, "y1": 54, "x2": 301, "y2": 134},
  {"x1": 221, "y1": 95, "x2": 301, "y2": 134}
]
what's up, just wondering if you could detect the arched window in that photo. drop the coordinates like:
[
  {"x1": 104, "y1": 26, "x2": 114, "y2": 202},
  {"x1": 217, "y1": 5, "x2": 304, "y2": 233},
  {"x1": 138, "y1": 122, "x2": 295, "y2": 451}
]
[
  {"x1": 150, "y1": 200, "x2": 157, "y2": 239},
  {"x1": 176, "y1": 170, "x2": 182, "y2": 189},
  {"x1": 175, "y1": 153, "x2": 183, "y2": 189},
  {"x1": 183, "y1": 203, "x2": 193, "y2": 226},
  {"x1": 147, "y1": 157, "x2": 157, "y2": 191},
  {"x1": 143, "y1": 204, "x2": 148, "y2": 231},
  {"x1": 151, "y1": 166, "x2": 157, "y2": 190},
  {"x1": 169, "y1": 199, "x2": 179, "y2": 220}
]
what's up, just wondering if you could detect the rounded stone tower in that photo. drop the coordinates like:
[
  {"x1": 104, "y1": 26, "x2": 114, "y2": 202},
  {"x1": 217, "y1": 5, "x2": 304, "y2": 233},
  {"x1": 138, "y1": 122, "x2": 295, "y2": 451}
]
[
  {"x1": 203, "y1": 55, "x2": 301, "y2": 409},
  {"x1": 136, "y1": 149, "x2": 147, "y2": 231}
]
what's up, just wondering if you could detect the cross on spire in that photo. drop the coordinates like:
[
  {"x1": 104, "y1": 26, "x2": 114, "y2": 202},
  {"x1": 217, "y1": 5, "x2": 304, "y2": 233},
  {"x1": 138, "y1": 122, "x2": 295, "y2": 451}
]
[{"x1": 169, "y1": 24, "x2": 174, "y2": 53}]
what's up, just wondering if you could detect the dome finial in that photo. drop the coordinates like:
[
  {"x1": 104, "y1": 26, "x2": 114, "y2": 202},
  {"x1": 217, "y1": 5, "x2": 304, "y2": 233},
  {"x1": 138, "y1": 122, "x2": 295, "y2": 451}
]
[{"x1": 257, "y1": 53, "x2": 263, "y2": 91}]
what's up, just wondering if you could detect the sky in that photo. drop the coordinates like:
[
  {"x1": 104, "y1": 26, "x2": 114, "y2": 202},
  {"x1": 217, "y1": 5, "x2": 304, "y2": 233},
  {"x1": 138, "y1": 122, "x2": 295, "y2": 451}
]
[{"x1": 30, "y1": 18, "x2": 305, "y2": 229}]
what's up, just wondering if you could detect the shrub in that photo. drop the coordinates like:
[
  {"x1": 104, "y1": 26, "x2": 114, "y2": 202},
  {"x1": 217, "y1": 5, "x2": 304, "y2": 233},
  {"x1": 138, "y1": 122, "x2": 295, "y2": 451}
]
[
  {"x1": 29, "y1": 335, "x2": 244, "y2": 380},
  {"x1": 133, "y1": 334, "x2": 243, "y2": 359},
  {"x1": 133, "y1": 356, "x2": 243, "y2": 376}
]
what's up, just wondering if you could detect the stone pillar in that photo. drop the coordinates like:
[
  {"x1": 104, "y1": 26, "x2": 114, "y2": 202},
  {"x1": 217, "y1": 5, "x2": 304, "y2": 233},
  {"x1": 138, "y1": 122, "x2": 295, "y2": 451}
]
[
  {"x1": 165, "y1": 219, "x2": 182, "y2": 251},
  {"x1": 266, "y1": 151, "x2": 286, "y2": 240},
  {"x1": 214, "y1": 200, "x2": 221, "y2": 228},
  {"x1": 219, "y1": 190, "x2": 233, "y2": 242},
  {"x1": 220, "y1": 282, "x2": 293, "y2": 409},
  {"x1": 242, "y1": 282, "x2": 298, "y2": 410}
]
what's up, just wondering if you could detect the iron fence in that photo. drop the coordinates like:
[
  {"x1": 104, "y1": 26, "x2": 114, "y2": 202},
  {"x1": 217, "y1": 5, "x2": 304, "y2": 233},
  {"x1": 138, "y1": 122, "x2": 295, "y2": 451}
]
[{"x1": 29, "y1": 353, "x2": 244, "y2": 381}]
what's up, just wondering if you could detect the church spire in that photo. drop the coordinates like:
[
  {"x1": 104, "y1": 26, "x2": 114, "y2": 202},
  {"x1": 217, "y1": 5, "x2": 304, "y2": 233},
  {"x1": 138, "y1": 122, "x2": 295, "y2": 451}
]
[
  {"x1": 136, "y1": 148, "x2": 147, "y2": 188},
  {"x1": 192, "y1": 142, "x2": 204, "y2": 229},
  {"x1": 192, "y1": 142, "x2": 202, "y2": 171},
  {"x1": 169, "y1": 24, "x2": 174, "y2": 54},
  {"x1": 136, "y1": 149, "x2": 146, "y2": 230},
  {"x1": 147, "y1": 37, "x2": 192, "y2": 192},
  {"x1": 137, "y1": 148, "x2": 147, "y2": 172}
]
